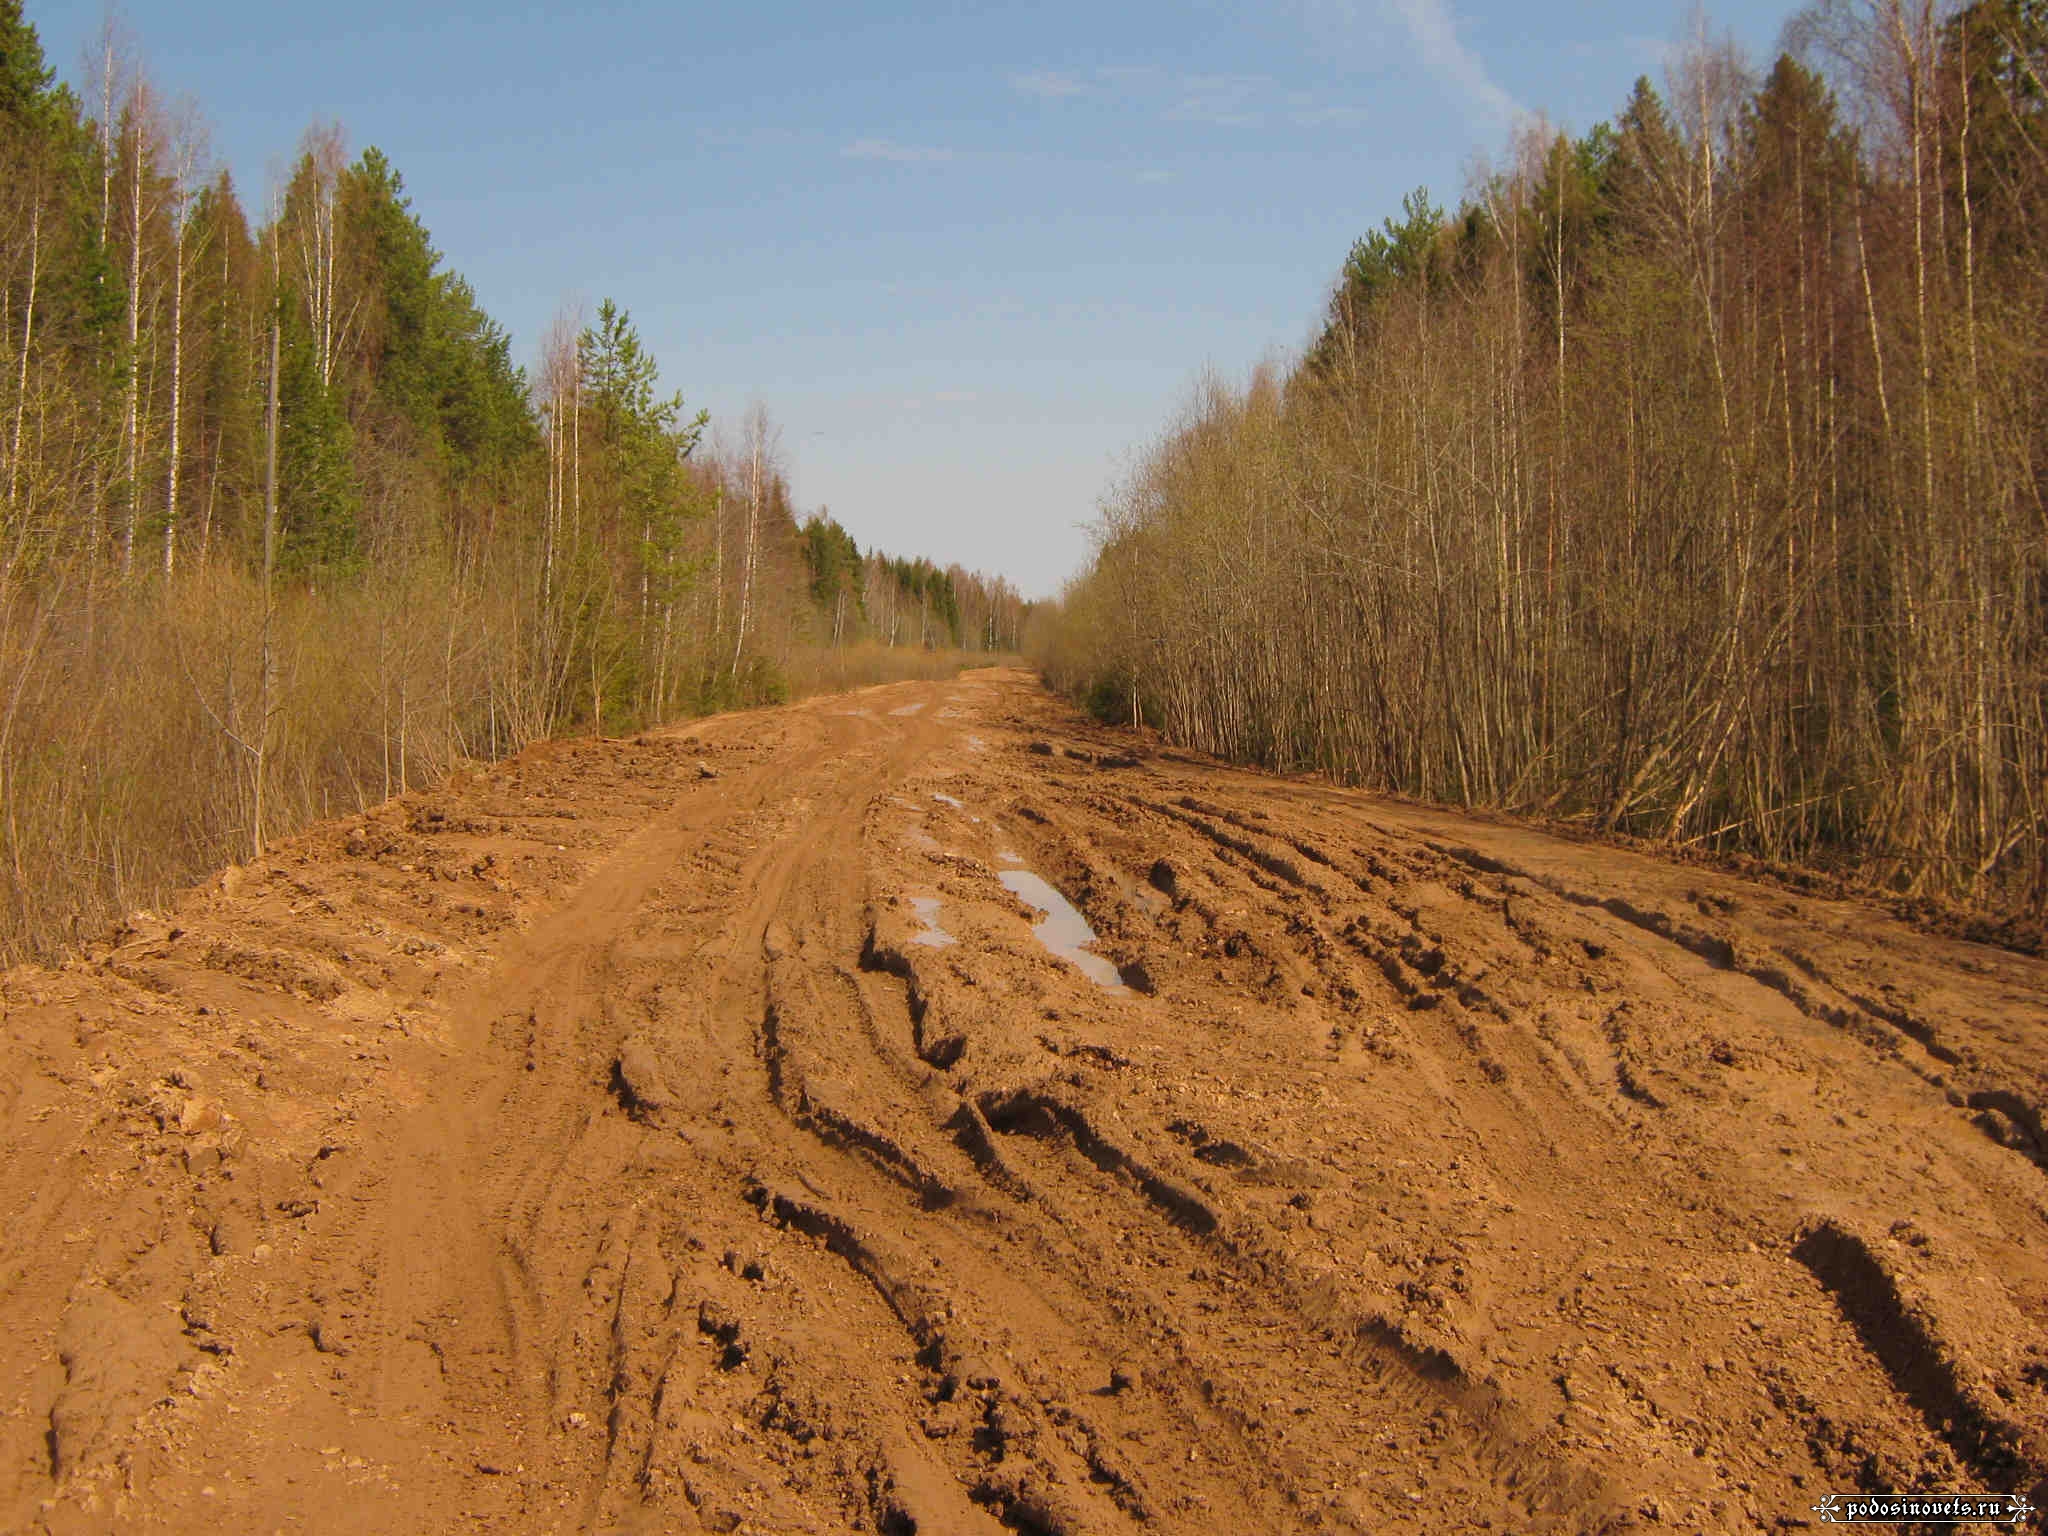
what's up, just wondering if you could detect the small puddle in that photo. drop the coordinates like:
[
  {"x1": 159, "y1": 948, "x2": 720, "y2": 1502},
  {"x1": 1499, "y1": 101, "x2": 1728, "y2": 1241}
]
[
  {"x1": 909, "y1": 896, "x2": 956, "y2": 947},
  {"x1": 889, "y1": 702, "x2": 926, "y2": 717},
  {"x1": 965, "y1": 734, "x2": 988, "y2": 753},
  {"x1": 932, "y1": 792, "x2": 964, "y2": 810},
  {"x1": 998, "y1": 870, "x2": 1125, "y2": 990}
]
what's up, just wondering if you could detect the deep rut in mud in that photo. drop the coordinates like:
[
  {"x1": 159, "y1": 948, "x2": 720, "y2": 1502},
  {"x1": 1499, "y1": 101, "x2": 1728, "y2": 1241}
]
[{"x1": 4, "y1": 669, "x2": 2047, "y2": 1534}]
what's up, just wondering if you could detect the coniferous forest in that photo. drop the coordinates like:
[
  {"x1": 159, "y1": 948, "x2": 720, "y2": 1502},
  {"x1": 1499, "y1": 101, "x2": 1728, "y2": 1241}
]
[
  {"x1": 0, "y1": 4, "x2": 1024, "y2": 958},
  {"x1": 1038, "y1": 1, "x2": 2048, "y2": 919}
]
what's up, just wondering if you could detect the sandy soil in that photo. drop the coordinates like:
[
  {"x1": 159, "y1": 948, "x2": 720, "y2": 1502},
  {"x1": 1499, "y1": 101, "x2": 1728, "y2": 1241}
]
[{"x1": 2, "y1": 667, "x2": 2045, "y2": 1534}]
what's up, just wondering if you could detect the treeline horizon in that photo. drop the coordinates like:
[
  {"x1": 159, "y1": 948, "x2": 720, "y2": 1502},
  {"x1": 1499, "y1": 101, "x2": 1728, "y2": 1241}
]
[
  {"x1": 0, "y1": 1, "x2": 1023, "y2": 959},
  {"x1": 1037, "y1": 0, "x2": 2047, "y2": 916}
]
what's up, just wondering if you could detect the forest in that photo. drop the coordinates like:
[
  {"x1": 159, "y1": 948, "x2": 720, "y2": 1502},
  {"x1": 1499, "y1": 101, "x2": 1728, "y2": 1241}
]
[
  {"x1": 0, "y1": 3, "x2": 1024, "y2": 958},
  {"x1": 1037, "y1": 0, "x2": 2048, "y2": 916}
]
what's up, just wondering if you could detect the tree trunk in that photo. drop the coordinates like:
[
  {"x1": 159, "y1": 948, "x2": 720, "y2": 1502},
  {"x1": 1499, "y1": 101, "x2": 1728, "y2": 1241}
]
[
  {"x1": 731, "y1": 424, "x2": 760, "y2": 680},
  {"x1": 257, "y1": 294, "x2": 280, "y2": 858},
  {"x1": 163, "y1": 207, "x2": 185, "y2": 579},
  {"x1": 121, "y1": 107, "x2": 146, "y2": 577}
]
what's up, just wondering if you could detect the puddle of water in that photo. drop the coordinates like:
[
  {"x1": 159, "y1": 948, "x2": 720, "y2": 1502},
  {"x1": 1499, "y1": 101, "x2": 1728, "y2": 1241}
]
[
  {"x1": 909, "y1": 896, "x2": 957, "y2": 947},
  {"x1": 889, "y1": 702, "x2": 926, "y2": 717},
  {"x1": 965, "y1": 735, "x2": 987, "y2": 752},
  {"x1": 932, "y1": 792, "x2": 964, "y2": 810},
  {"x1": 998, "y1": 869, "x2": 1125, "y2": 990},
  {"x1": 906, "y1": 828, "x2": 940, "y2": 853}
]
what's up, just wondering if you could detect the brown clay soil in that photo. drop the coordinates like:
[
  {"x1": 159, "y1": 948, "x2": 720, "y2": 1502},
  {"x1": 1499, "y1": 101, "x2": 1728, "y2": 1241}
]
[{"x1": 4, "y1": 667, "x2": 2047, "y2": 1535}]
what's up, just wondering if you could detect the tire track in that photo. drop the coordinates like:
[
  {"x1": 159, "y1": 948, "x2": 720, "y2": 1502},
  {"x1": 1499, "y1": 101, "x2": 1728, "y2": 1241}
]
[{"x1": 6, "y1": 671, "x2": 2047, "y2": 1534}]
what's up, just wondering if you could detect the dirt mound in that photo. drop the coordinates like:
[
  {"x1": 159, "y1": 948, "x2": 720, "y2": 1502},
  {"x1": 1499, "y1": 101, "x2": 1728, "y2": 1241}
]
[{"x1": 3, "y1": 670, "x2": 2045, "y2": 1533}]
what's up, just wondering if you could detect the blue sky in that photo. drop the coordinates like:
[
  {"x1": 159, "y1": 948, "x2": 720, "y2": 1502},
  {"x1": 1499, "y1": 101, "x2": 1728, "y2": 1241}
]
[{"x1": 39, "y1": 0, "x2": 1796, "y2": 597}]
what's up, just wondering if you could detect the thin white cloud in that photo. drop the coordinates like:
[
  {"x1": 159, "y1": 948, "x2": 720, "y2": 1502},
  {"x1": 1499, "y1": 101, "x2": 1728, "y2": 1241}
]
[
  {"x1": 1013, "y1": 70, "x2": 1086, "y2": 99},
  {"x1": 1380, "y1": 0, "x2": 1521, "y2": 125},
  {"x1": 842, "y1": 138, "x2": 957, "y2": 164},
  {"x1": 1003, "y1": 60, "x2": 1367, "y2": 135},
  {"x1": 1291, "y1": 0, "x2": 1522, "y2": 127}
]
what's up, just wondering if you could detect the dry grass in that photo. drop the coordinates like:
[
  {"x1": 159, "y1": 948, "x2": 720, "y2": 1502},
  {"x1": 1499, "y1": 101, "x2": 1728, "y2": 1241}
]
[
  {"x1": 784, "y1": 643, "x2": 1010, "y2": 700},
  {"x1": 0, "y1": 569, "x2": 1015, "y2": 962}
]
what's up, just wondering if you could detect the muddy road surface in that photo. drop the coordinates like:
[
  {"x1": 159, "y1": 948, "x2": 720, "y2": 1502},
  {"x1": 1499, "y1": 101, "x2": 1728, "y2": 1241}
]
[{"x1": 4, "y1": 668, "x2": 2046, "y2": 1534}]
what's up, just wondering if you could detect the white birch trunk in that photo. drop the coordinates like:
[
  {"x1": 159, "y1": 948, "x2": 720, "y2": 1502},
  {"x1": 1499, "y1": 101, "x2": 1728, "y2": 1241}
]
[
  {"x1": 163, "y1": 204, "x2": 186, "y2": 578},
  {"x1": 121, "y1": 106, "x2": 146, "y2": 576},
  {"x1": 731, "y1": 423, "x2": 760, "y2": 679}
]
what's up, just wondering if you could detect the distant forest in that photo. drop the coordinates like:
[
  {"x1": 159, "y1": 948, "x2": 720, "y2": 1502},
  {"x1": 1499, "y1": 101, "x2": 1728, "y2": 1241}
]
[
  {"x1": 0, "y1": 1, "x2": 1022, "y2": 957},
  {"x1": 1038, "y1": 1, "x2": 2048, "y2": 915}
]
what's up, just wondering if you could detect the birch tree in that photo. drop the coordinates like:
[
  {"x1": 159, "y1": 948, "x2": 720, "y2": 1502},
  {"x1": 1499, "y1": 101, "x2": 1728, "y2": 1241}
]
[
  {"x1": 159, "y1": 98, "x2": 207, "y2": 578},
  {"x1": 729, "y1": 402, "x2": 778, "y2": 679}
]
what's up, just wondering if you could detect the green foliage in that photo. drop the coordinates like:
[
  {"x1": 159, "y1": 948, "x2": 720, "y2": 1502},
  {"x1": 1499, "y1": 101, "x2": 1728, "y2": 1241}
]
[
  {"x1": 0, "y1": 0, "x2": 58, "y2": 133},
  {"x1": 877, "y1": 554, "x2": 960, "y2": 646},
  {"x1": 347, "y1": 147, "x2": 437, "y2": 422},
  {"x1": 346, "y1": 148, "x2": 536, "y2": 487},
  {"x1": 737, "y1": 654, "x2": 789, "y2": 705},
  {"x1": 278, "y1": 302, "x2": 361, "y2": 580},
  {"x1": 0, "y1": 1, "x2": 1012, "y2": 958},
  {"x1": 1527, "y1": 126, "x2": 1618, "y2": 328},
  {"x1": 691, "y1": 652, "x2": 788, "y2": 712},
  {"x1": 432, "y1": 276, "x2": 533, "y2": 475},
  {"x1": 800, "y1": 512, "x2": 861, "y2": 609},
  {"x1": 578, "y1": 299, "x2": 707, "y2": 602},
  {"x1": 1607, "y1": 76, "x2": 1683, "y2": 237},
  {"x1": 1340, "y1": 186, "x2": 1444, "y2": 310},
  {"x1": 185, "y1": 173, "x2": 262, "y2": 553},
  {"x1": 1082, "y1": 671, "x2": 1134, "y2": 726},
  {"x1": 49, "y1": 196, "x2": 123, "y2": 360},
  {"x1": 0, "y1": 7, "x2": 117, "y2": 377},
  {"x1": 1305, "y1": 186, "x2": 1446, "y2": 374}
]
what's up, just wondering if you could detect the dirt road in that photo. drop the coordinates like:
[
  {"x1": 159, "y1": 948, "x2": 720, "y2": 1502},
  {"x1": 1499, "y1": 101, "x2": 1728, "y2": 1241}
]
[{"x1": 3, "y1": 668, "x2": 2045, "y2": 1534}]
